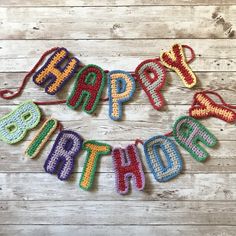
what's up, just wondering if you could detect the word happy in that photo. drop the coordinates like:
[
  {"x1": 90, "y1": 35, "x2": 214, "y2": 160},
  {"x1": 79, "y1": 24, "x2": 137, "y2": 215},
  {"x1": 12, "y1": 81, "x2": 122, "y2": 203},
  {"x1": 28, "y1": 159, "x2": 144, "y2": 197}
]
[{"x1": 32, "y1": 44, "x2": 197, "y2": 120}]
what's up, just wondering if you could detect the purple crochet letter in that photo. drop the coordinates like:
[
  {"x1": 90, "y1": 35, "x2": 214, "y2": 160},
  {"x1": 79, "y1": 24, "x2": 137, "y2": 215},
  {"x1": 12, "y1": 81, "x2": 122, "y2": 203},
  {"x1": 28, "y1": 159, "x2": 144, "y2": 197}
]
[{"x1": 44, "y1": 130, "x2": 83, "y2": 180}]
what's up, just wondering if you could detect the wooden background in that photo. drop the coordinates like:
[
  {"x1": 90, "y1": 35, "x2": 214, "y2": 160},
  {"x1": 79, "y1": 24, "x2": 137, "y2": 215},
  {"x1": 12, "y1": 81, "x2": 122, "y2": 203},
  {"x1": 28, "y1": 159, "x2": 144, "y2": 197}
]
[{"x1": 0, "y1": 1, "x2": 236, "y2": 235}]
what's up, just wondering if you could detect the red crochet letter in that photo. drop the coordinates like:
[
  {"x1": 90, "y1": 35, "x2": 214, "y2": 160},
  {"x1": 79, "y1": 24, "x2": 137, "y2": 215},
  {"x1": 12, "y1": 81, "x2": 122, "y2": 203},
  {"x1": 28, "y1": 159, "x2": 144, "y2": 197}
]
[
  {"x1": 160, "y1": 44, "x2": 196, "y2": 88},
  {"x1": 112, "y1": 144, "x2": 145, "y2": 194},
  {"x1": 67, "y1": 64, "x2": 106, "y2": 114}
]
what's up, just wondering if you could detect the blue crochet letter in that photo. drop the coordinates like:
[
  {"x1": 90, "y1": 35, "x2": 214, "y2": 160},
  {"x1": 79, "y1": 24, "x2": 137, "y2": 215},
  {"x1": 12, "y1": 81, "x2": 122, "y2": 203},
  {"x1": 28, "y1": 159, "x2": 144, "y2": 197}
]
[
  {"x1": 144, "y1": 135, "x2": 183, "y2": 182},
  {"x1": 108, "y1": 70, "x2": 135, "y2": 120}
]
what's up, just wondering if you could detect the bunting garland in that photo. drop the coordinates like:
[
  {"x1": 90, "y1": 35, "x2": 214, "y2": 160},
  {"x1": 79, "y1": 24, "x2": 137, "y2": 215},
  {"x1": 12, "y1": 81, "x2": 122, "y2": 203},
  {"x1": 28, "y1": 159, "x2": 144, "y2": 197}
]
[{"x1": 0, "y1": 43, "x2": 235, "y2": 195}]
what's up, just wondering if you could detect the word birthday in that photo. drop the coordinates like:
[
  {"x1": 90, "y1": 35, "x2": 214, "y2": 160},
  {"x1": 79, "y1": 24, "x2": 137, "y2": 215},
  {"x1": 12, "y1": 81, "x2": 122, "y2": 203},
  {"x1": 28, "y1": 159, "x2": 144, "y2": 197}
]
[{"x1": 0, "y1": 44, "x2": 235, "y2": 195}]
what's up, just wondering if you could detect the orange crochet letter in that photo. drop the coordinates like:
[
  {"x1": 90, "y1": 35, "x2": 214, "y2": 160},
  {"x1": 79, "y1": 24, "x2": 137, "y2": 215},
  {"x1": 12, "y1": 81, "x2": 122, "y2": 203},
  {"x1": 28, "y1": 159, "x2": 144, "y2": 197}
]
[
  {"x1": 189, "y1": 92, "x2": 236, "y2": 123},
  {"x1": 79, "y1": 141, "x2": 111, "y2": 190},
  {"x1": 33, "y1": 48, "x2": 79, "y2": 95}
]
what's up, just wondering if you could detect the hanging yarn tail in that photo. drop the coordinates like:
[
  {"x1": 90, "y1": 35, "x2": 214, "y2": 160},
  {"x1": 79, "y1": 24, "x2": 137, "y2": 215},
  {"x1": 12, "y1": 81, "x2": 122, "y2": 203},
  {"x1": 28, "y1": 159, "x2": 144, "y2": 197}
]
[
  {"x1": 135, "y1": 139, "x2": 144, "y2": 146},
  {"x1": 0, "y1": 47, "x2": 60, "y2": 100},
  {"x1": 201, "y1": 90, "x2": 236, "y2": 109},
  {"x1": 182, "y1": 45, "x2": 196, "y2": 64}
]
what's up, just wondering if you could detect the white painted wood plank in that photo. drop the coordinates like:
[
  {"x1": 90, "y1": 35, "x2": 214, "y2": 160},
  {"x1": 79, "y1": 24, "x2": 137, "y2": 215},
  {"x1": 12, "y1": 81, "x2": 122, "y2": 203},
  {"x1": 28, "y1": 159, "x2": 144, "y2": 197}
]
[
  {"x1": 1, "y1": 0, "x2": 235, "y2": 7},
  {"x1": 0, "y1": 200, "x2": 235, "y2": 225},
  {"x1": 1, "y1": 225, "x2": 236, "y2": 236},
  {"x1": 0, "y1": 6, "x2": 235, "y2": 39},
  {"x1": 0, "y1": 173, "x2": 235, "y2": 201},
  {"x1": 0, "y1": 1, "x2": 235, "y2": 232}
]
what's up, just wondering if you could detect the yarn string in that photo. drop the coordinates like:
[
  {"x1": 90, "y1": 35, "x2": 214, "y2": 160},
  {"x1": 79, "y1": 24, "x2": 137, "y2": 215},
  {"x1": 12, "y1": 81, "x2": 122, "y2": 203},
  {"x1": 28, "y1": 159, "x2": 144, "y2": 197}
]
[
  {"x1": 190, "y1": 90, "x2": 236, "y2": 110},
  {"x1": 182, "y1": 45, "x2": 195, "y2": 64},
  {"x1": 135, "y1": 139, "x2": 144, "y2": 146},
  {"x1": 0, "y1": 47, "x2": 60, "y2": 100}
]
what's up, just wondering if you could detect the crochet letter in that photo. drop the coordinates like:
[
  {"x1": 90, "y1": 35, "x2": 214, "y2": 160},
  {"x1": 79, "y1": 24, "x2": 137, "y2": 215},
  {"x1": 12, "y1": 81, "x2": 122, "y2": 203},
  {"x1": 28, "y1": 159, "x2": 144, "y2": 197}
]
[
  {"x1": 108, "y1": 70, "x2": 136, "y2": 120},
  {"x1": 173, "y1": 116, "x2": 217, "y2": 162},
  {"x1": 160, "y1": 44, "x2": 197, "y2": 88},
  {"x1": 33, "y1": 47, "x2": 79, "y2": 95},
  {"x1": 25, "y1": 118, "x2": 58, "y2": 159},
  {"x1": 144, "y1": 135, "x2": 183, "y2": 182},
  {"x1": 112, "y1": 144, "x2": 145, "y2": 194},
  {"x1": 135, "y1": 59, "x2": 166, "y2": 110},
  {"x1": 79, "y1": 141, "x2": 111, "y2": 190},
  {"x1": 0, "y1": 101, "x2": 41, "y2": 144},
  {"x1": 44, "y1": 130, "x2": 83, "y2": 180},
  {"x1": 189, "y1": 92, "x2": 236, "y2": 123},
  {"x1": 67, "y1": 64, "x2": 106, "y2": 114}
]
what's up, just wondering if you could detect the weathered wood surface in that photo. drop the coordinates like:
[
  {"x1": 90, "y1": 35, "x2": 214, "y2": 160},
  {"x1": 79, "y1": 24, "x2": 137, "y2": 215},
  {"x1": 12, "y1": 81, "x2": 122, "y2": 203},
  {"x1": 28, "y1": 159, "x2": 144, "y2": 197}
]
[
  {"x1": 1, "y1": 225, "x2": 236, "y2": 236},
  {"x1": 0, "y1": 1, "x2": 236, "y2": 235},
  {"x1": 0, "y1": 6, "x2": 235, "y2": 39},
  {"x1": 0, "y1": 173, "x2": 236, "y2": 200},
  {"x1": 0, "y1": 201, "x2": 236, "y2": 225},
  {"x1": 1, "y1": 0, "x2": 236, "y2": 6}
]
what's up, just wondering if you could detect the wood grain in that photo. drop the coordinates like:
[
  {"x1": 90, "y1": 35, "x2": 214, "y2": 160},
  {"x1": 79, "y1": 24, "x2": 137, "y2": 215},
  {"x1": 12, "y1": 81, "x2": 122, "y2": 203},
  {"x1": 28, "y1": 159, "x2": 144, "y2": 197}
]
[
  {"x1": 0, "y1": 173, "x2": 235, "y2": 201},
  {"x1": 0, "y1": 0, "x2": 236, "y2": 235},
  {"x1": 0, "y1": 6, "x2": 235, "y2": 39},
  {"x1": 1, "y1": 225, "x2": 236, "y2": 236},
  {"x1": 0, "y1": 201, "x2": 236, "y2": 225},
  {"x1": 1, "y1": 0, "x2": 236, "y2": 7}
]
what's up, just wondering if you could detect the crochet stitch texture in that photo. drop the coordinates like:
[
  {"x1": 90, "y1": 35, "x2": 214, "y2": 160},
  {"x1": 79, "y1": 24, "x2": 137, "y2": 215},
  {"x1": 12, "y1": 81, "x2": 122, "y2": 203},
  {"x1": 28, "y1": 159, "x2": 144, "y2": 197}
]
[
  {"x1": 25, "y1": 118, "x2": 58, "y2": 159},
  {"x1": 160, "y1": 44, "x2": 197, "y2": 88},
  {"x1": 0, "y1": 101, "x2": 41, "y2": 144},
  {"x1": 66, "y1": 64, "x2": 106, "y2": 114},
  {"x1": 144, "y1": 135, "x2": 183, "y2": 182},
  {"x1": 189, "y1": 92, "x2": 236, "y2": 123},
  {"x1": 108, "y1": 70, "x2": 136, "y2": 121},
  {"x1": 79, "y1": 140, "x2": 111, "y2": 190},
  {"x1": 112, "y1": 144, "x2": 145, "y2": 194},
  {"x1": 173, "y1": 116, "x2": 217, "y2": 162},
  {"x1": 44, "y1": 130, "x2": 83, "y2": 180},
  {"x1": 33, "y1": 47, "x2": 79, "y2": 95},
  {"x1": 135, "y1": 59, "x2": 166, "y2": 110}
]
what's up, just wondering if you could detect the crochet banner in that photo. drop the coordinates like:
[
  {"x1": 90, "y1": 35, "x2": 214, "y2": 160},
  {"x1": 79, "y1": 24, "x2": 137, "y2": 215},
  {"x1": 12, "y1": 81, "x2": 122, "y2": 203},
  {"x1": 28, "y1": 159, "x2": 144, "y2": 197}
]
[{"x1": 0, "y1": 44, "x2": 235, "y2": 195}]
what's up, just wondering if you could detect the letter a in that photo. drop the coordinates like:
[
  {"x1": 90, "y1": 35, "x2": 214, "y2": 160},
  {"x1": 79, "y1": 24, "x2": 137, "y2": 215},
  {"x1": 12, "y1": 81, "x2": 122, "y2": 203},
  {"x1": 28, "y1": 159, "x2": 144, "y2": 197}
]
[
  {"x1": 67, "y1": 64, "x2": 106, "y2": 114},
  {"x1": 173, "y1": 116, "x2": 217, "y2": 162}
]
